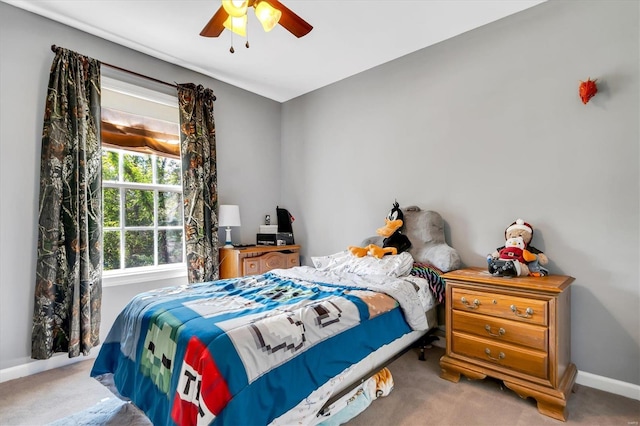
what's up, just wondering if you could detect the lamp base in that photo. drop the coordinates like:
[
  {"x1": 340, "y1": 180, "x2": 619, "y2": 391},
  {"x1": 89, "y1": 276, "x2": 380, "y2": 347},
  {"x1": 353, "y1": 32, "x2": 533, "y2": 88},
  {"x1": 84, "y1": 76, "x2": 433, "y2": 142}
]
[{"x1": 224, "y1": 227, "x2": 234, "y2": 248}]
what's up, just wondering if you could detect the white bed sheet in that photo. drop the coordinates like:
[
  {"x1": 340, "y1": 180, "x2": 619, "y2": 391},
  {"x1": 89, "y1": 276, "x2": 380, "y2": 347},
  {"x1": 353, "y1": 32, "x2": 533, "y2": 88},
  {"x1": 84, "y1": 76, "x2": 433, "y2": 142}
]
[
  {"x1": 273, "y1": 267, "x2": 435, "y2": 331},
  {"x1": 269, "y1": 272, "x2": 437, "y2": 425}
]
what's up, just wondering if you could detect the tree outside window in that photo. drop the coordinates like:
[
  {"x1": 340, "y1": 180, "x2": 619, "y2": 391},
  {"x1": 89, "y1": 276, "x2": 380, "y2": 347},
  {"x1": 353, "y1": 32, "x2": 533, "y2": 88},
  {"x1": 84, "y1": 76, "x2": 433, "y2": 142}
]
[{"x1": 102, "y1": 148, "x2": 184, "y2": 271}]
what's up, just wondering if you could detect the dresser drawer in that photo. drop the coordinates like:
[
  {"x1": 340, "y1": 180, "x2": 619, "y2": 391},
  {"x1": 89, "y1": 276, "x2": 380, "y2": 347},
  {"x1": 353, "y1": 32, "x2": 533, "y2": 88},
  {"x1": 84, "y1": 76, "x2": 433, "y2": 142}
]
[
  {"x1": 452, "y1": 310, "x2": 547, "y2": 351},
  {"x1": 451, "y1": 287, "x2": 548, "y2": 326},
  {"x1": 452, "y1": 332, "x2": 548, "y2": 379},
  {"x1": 242, "y1": 251, "x2": 299, "y2": 276},
  {"x1": 287, "y1": 253, "x2": 300, "y2": 268},
  {"x1": 260, "y1": 252, "x2": 287, "y2": 271},
  {"x1": 220, "y1": 245, "x2": 301, "y2": 279},
  {"x1": 243, "y1": 258, "x2": 261, "y2": 275}
]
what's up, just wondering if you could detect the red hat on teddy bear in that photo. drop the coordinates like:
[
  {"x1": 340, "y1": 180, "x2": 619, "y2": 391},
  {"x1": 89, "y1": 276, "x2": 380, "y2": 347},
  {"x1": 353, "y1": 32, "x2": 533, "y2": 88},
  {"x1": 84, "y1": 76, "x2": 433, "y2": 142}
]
[{"x1": 505, "y1": 218, "x2": 533, "y2": 238}]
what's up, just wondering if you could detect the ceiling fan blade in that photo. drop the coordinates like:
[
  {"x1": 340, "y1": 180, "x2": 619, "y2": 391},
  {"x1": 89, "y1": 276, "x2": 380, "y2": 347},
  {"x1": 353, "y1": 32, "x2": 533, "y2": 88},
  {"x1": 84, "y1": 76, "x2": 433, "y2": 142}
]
[
  {"x1": 200, "y1": 6, "x2": 228, "y2": 37},
  {"x1": 264, "y1": 0, "x2": 313, "y2": 38}
]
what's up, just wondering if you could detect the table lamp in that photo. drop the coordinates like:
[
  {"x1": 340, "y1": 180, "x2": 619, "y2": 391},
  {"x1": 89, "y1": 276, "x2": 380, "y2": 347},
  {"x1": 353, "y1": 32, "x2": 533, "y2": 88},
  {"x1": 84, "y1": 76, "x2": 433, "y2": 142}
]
[{"x1": 219, "y1": 204, "x2": 241, "y2": 248}]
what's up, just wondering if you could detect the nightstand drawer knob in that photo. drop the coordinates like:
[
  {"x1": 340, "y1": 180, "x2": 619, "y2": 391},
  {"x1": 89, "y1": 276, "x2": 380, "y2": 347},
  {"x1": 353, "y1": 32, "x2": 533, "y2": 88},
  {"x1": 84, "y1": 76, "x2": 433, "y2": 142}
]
[
  {"x1": 461, "y1": 297, "x2": 480, "y2": 309},
  {"x1": 485, "y1": 348, "x2": 505, "y2": 361},
  {"x1": 484, "y1": 325, "x2": 505, "y2": 337},
  {"x1": 510, "y1": 304, "x2": 534, "y2": 318}
]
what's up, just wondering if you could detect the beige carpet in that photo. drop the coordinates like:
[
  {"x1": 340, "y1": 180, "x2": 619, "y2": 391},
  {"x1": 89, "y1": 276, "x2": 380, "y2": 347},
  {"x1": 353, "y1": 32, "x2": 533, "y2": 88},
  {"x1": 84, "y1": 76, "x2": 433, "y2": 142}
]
[
  {"x1": 46, "y1": 397, "x2": 151, "y2": 426},
  {"x1": 0, "y1": 345, "x2": 638, "y2": 425}
]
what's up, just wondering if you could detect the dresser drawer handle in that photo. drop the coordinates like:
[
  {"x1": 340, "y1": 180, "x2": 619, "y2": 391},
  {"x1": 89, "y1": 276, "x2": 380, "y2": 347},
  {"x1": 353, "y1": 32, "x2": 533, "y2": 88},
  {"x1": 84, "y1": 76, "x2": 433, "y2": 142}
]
[
  {"x1": 510, "y1": 304, "x2": 534, "y2": 318},
  {"x1": 461, "y1": 297, "x2": 480, "y2": 309},
  {"x1": 484, "y1": 325, "x2": 505, "y2": 337},
  {"x1": 485, "y1": 348, "x2": 505, "y2": 361}
]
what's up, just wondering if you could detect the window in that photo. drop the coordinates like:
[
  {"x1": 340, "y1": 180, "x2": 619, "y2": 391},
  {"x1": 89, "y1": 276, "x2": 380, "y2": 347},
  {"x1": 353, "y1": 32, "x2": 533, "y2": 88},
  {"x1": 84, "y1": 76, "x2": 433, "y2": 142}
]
[
  {"x1": 101, "y1": 76, "x2": 185, "y2": 277},
  {"x1": 102, "y1": 148, "x2": 184, "y2": 271}
]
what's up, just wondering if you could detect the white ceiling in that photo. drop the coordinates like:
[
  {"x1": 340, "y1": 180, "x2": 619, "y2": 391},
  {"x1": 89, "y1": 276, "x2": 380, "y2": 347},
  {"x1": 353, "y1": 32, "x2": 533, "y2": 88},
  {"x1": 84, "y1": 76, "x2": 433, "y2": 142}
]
[{"x1": 5, "y1": 0, "x2": 545, "y2": 102}]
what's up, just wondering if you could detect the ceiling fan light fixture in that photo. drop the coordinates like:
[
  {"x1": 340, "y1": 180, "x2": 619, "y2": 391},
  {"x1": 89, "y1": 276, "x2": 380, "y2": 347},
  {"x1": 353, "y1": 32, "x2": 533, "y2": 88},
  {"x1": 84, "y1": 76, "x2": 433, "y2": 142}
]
[
  {"x1": 199, "y1": 0, "x2": 312, "y2": 41},
  {"x1": 221, "y1": 0, "x2": 248, "y2": 18},
  {"x1": 223, "y1": 14, "x2": 247, "y2": 36},
  {"x1": 255, "y1": 1, "x2": 282, "y2": 32}
]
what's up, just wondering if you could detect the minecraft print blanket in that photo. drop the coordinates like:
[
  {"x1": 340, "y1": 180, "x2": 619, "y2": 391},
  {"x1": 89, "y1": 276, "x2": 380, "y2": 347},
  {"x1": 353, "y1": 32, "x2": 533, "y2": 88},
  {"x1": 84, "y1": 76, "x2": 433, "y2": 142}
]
[{"x1": 91, "y1": 268, "x2": 429, "y2": 426}]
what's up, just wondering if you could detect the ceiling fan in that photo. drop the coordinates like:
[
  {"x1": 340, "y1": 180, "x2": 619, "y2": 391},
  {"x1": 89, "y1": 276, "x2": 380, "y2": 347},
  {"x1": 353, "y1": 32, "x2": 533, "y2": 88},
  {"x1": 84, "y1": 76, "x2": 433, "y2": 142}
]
[{"x1": 200, "y1": 0, "x2": 313, "y2": 39}]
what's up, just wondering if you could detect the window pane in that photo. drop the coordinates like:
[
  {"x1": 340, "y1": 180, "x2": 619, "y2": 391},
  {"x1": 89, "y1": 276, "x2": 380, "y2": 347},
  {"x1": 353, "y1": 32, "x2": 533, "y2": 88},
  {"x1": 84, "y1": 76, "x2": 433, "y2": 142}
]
[
  {"x1": 158, "y1": 230, "x2": 184, "y2": 265},
  {"x1": 125, "y1": 230, "x2": 154, "y2": 268},
  {"x1": 125, "y1": 189, "x2": 154, "y2": 226},
  {"x1": 102, "y1": 150, "x2": 119, "y2": 181},
  {"x1": 103, "y1": 188, "x2": 120, "y2": 227},
  {"x1": 157, "y1": 156, "x2": 182, "y2": 186},
  {"x1": 123, "y1": 153, "x2": 152, "y2": 184},
  {"x1": 158, "y1": 191, "x2": 183, "y2": 226},
  {"x1": 103, "y1": 231, "x2": 120, "y2": 270}
]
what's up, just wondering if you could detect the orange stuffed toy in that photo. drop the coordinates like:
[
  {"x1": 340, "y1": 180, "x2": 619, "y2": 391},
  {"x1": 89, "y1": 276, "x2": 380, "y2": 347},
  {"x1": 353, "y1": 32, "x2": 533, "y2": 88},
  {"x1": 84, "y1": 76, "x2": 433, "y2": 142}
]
[{"x1": 348, "y1": 202, "x2": 411, "y2": 259}]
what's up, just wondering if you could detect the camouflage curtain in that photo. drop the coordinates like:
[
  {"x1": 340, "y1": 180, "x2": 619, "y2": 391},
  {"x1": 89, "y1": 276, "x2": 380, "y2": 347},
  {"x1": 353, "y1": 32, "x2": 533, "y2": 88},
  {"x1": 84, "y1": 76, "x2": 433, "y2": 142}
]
[
  {"x1": 177, "y1": 83, "x2": 219, "y2": 283},
  {"x1": 32, "y1": 47, "x2": 102, "y2": 359}
]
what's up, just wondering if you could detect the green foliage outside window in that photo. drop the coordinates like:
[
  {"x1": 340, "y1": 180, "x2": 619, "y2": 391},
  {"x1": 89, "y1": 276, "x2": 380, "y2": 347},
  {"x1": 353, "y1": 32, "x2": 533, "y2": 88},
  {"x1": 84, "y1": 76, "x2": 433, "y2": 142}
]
[
  {"x1": 102, "y1": 148, "x2": 183, "y2": 271},
  {"x1": 103, "y1": 231, "x2": 120, "y2": 270},
  {"x1": 103, "y1": 188, "x2": 119, "y2": 227}
]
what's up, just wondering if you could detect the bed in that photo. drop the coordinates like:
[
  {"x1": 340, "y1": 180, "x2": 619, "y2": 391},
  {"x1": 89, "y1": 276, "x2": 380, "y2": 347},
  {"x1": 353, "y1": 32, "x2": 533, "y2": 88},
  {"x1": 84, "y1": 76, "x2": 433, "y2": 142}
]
[{"x1": 90, "y1": 206, "x2": 461, "y2": 425}]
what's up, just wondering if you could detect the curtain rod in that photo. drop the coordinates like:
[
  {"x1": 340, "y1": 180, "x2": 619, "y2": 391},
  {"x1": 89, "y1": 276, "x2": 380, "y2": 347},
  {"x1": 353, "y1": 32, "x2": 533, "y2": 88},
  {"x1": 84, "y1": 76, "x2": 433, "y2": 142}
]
[{"x1": 50, "y1": 44, "x2": 177, "y2": 89}]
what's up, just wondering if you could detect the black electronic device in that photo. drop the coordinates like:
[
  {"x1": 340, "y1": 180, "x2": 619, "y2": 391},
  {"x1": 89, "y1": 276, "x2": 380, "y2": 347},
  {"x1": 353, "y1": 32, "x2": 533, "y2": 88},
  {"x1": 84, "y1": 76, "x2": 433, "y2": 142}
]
[
  {"x1": 275, "y1": 206, "x2": 295, "y2": 244},
  {"x1": 488, "y1": 259, "x2": 518, "y2": 277}
]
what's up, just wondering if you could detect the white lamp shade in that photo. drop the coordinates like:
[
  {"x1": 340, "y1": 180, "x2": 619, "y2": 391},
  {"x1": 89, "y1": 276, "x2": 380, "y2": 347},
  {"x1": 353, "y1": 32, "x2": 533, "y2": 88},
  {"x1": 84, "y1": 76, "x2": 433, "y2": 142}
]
[
  {"x1": 221, "y1": 0, "x2": 248, "y2": 17},
  {"x1": 255, "y1": 1, "x2": 282, "y2": 32},
  {"x1": 219, "y1": 205, "x2": 241, "y2": 227},
  {"x1": 223, "y1": 14, "x2": 247, "y2": 37}
]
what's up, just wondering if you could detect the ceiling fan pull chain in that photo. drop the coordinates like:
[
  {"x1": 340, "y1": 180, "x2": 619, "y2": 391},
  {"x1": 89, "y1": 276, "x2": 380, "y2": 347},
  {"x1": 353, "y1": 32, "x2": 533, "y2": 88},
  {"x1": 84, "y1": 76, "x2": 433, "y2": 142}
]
[
  {"x1": 229, "y1": 25, "x2": 235, "y2": 53},
  {"x1": 246, "y1": 22, "x2": 250, "y2": 49}
]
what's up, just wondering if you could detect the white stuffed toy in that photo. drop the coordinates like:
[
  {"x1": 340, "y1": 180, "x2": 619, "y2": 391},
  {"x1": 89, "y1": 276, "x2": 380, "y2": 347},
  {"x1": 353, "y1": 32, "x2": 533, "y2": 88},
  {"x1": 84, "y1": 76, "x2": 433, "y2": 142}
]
[{"x1": 488, "y1": 218, "x2": 549, "y2": 277}]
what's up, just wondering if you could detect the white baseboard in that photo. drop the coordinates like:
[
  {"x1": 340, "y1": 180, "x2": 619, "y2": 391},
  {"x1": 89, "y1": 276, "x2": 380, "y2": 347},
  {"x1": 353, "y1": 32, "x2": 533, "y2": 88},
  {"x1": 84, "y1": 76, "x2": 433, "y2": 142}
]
[
  {"x1": 2, "y1": 347, "x2": 639, "y2": 402},
  {"x1": 0, "y1": 345, "x2": 100, "y2": 384},
  {"x1": 576, "y1": 370, "x2": 640, "y2": 401}
]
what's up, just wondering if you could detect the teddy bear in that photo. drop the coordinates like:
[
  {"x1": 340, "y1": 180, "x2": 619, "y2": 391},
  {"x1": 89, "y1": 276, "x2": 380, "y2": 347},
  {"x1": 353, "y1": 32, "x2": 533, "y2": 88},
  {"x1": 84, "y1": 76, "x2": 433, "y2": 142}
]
[
  {"x1": 488, "y1": 218, "x2": 549, "y2": 277},
  {"x1": 492, "y1": 236, "x2": 536, "y2": 276},
  {"x1": 348, "y1": 201, "x2": 411, "y2": 259}
]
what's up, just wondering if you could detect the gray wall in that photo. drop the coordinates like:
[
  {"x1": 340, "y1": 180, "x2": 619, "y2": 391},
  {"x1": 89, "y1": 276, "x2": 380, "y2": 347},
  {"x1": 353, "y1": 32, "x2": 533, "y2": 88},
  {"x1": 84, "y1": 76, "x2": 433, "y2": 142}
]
[
  {"x1": 1, "y1": 0, "x2": 638, "y2": 389},
  {"x1": 0, "y1": 2, "x2": 282, "y2": 372},
  {"x1": 281, "y1": 0, "x2": 639, "y2": 385}
]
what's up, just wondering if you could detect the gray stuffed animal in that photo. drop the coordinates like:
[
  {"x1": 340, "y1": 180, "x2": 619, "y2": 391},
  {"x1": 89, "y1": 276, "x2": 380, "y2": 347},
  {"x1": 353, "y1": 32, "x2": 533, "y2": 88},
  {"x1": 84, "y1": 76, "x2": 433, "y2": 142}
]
[{"x1": 360, "y1": 206, "x2": 461, "y2": 272}]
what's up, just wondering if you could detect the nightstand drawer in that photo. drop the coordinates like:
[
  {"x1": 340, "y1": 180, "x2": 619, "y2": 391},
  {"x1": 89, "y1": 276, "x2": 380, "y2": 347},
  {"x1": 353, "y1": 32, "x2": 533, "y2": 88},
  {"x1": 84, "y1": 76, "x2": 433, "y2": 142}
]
[
  {"x1": 242, "y1": 251, "x2": 299, "y2": 275},
  {"x1": 452, "y1": 310, "x2": 548, "y2": 351},
  {"x1": 452, "y1": 332, "x2": 548, "y2": 379},
  {"x1": 244, "y1": 258, "x2": 261, "y2": 275},
  {"x1": 220, "y1": 245, "x2": 301, "y2": 279},
  {"x1": 288, "y1": 253, "x2": 300, "y2": 268},
  {"x1": 452, "y1": 287, "x2": 548, "y2": 326},
  {"x1": 260, "y1": 251, "x2": 288, "y2": 270}
]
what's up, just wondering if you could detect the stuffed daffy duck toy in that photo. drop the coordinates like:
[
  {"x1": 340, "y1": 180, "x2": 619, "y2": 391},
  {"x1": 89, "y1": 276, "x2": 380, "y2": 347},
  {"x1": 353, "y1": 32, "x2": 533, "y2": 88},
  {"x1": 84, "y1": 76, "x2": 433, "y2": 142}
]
[{"x1": 349, "y1": 201, "x2": 411, "y2": 259}]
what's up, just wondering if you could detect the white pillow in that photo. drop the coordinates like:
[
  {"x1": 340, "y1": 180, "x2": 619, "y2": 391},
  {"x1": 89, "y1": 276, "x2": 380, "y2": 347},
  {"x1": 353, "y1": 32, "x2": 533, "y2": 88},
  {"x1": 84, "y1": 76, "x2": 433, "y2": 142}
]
[
  {"x1": 312, "y1": 251, "x2": 414, "y2": 278},
  {"x1": 311, "y1": 250, "x2": 353, "y2": 271}
]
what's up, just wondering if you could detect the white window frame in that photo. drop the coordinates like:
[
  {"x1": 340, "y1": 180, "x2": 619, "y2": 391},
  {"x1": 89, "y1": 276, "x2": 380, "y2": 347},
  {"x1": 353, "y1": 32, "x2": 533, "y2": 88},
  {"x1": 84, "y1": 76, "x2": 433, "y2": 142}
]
[{"x1": 101, "y1": 76, "x2": 187, "y2": 287}]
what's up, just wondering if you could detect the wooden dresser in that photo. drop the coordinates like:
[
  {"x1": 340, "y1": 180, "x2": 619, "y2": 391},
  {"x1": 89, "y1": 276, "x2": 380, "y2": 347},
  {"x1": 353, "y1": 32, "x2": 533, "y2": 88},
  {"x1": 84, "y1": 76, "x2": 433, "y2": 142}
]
[
  {"x1": 219, "y1": 245, "x2": 300, "y2": 279},
  {"x1": 439, "y1": 267, "x2": 576, "y2": 421}
]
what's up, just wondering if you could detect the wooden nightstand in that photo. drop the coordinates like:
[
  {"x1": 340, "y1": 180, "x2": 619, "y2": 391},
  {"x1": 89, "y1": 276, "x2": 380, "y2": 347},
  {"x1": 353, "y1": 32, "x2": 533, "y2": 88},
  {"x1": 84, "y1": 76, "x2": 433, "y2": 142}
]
[
  {"x1": 219, "y1": 245, "x2": 301, "y2": 279},
  {"x1": 439, "y1": 267, "x2": 576, "y2": 421}
]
